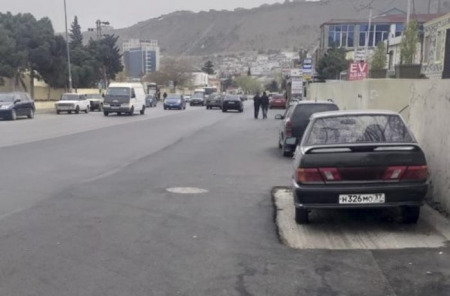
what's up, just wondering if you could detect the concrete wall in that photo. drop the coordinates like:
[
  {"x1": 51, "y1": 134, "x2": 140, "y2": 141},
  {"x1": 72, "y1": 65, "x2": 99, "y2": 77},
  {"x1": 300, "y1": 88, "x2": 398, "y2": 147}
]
[{"x1": 309, "y1": 79, "x2": 450, "y2": 213}]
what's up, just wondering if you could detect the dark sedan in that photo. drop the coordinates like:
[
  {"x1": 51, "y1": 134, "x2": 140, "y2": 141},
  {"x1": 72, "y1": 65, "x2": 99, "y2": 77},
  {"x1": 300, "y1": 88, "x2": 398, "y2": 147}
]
[
  {"x1": 164, "y1": 95, "x2": 186, "y2": 110},
  {"x1": 292, "y1": 110, "x2": 428, "y2": 224},
  {"x1": 222, "y1": 95, "x2": 243, "y2": 113},
  {"x1": 206, "y1": 93, "x2": 222, "y2": 110},
  {"x1": 190, "y1": 93, "x2": 205, "y2": 106},
  {"x1": 146, "y1": 95, "x2": 157, "y2": 108},
  {"x1": 0, "y1": 92, "x2": 35, "y2": 120}
]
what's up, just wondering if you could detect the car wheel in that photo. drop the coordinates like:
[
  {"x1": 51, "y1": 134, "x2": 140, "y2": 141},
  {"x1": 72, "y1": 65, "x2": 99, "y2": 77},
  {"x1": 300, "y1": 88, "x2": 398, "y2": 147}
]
[
  {"x1": 10, "y1": 109, "x2": 17, "y2": 121},
  {"x1": 103, "y1": 111, "x2": 109, "y2": 116},
  {"x1": 281, "y1": 142, "x2": 292, "y2": 157},
  {"x1": 295, "y1": 208, "x2": 309, "y2": 224},
  {"x1": 28, "y1": 109, "x2": 35, "y2": 119},
  {"x1": 140, "y1": 106, "x2": 145, "y2": 115},
  {"x1": 401, "y1": 206, "x2": 420, "y2": 224},
  {"x1": 164, "y1": 107, "x2": 167, "y2": 110},
  {"x1": 129, "y1": 106, "x2": 134, "y2": 116},
  {"x1": 239, "y1": 108, "x2": 243, "y2": 113},
  {"x1": 85, "y1": 107, "x2": 89, "y2": 114},
  {"x1": 222, "y1": 109, "x2": 227, "y2": 113},
  {"x1": 278, "y1": 137, "x2": 282, "y2": 149},
  {"x1": 56, "y1": 110, "x2": 60, "y2": 115},
  {"x1": 75, "y1": 106, "x2": 80, "y2": 114},
  {"x1": 90, "y1": 106, "x2": 95, "y2": 112},
  {"x1": 118, "y1": 112, "x2": 122, "y2": 116},
  {"x1": 68, "y1": 111, "x2": 72, "y2": 114}
]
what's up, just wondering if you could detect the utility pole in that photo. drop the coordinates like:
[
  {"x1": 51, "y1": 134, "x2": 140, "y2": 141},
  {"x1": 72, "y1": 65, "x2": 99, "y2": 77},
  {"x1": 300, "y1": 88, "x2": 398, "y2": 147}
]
[
  {"x1": 89, "y1": 20, "x2": 110, "y2": 89},
  {"x1": 407, "y1": 0, "x2": 411, "y2": 25},
  {"x1": 438, "y1": 0, "x2": 442, "y2": 13},
  {"x1": 428, "y1": 0, "x2": 432, "y2": 13},
  {"x1": 365, "y1": 7, "x2": 373, "y2": 61},
  {"x1": 63, "y1": 0, "x2": 73, "y2": 92}
]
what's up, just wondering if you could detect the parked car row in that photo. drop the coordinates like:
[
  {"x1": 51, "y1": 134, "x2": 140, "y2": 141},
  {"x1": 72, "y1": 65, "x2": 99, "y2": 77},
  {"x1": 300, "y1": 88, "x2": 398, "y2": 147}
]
[{"x1": 274, "y1": 101, "x2": 428, "y2": 226}]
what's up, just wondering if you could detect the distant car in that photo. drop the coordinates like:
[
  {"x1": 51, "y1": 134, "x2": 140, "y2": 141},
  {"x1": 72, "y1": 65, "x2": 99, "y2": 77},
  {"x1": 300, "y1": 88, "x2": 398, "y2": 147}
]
[
  {"x1": 270, "y1": 95, "x2": 287, "y2": 109},
  {"x1": 206, "y1": 93, "x2": 222, "y2": 110},
  {"x1": 85, "y1": 94, "x2": 104, "y2": 111},
  {"x1": 184, "y1": 95, "x2": 192, "y2": 103},
  {"x1": 55, "y1": 93, "x2": 90, "y2": 114},
  {"x1": 222, "y1": 95, "x2": 244, "y2": 113},
  {"x1": 146, "y1": 95, "x2": 157, "y2": 108},
  {"x1": 0, "y1": 92, "x2": 35, "y2": 120},
  {"x1": 292, "y1": 110, "x2": 428, "y2": 224},
  {"x1": 190, "y1": 93, "x2": 205, "y2": 106},
  {"x1": 276, "y1": 101, "x2": 339, "y2": 157},
  {"x1": 164, "y1": 94, "x2": 186, "y2": 110}
]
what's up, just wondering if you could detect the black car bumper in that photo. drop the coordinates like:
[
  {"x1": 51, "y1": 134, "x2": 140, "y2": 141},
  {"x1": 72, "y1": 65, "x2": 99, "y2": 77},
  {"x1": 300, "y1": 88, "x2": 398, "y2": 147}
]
[
  {"x1": 292, "y1": 180, "x2": 428, "y2": 209},
  {"x1": 190, "y1": 101, "x2": 204, "y2": 106},
  {"x1": 103, "y1": 107, "x2": 132, "y2": 113},
  {"x1": 223, "y1": 103, "x2": 242, "y2": 110},
  {"x1": 164, "y1": 104, "x2": 182, "y2": 109},
  {"x1": 0, "y1": 109, "x2": 13, "y2": 117},
  {"x1": 206, "y1": 102, "x2": 221, "y2": 108}
]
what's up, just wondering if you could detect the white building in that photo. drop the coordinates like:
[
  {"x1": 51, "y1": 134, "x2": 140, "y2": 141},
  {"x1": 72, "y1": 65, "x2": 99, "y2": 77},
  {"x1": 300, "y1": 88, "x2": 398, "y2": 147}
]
[{"x1": 192, "y1": 72, "x2": 209, "y2": 87}]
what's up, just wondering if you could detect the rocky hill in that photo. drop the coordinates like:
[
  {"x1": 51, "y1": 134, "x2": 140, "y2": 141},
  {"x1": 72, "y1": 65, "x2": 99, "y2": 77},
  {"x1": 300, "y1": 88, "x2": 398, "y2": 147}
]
[{"x1": 85, "y1": 0, "x2": 446, "y2": 55}]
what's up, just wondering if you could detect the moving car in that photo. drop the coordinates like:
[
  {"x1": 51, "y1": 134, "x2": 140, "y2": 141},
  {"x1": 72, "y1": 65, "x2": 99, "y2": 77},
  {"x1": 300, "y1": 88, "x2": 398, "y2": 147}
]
[
  {"x1": 184, "y1": 95, "x2": 192, "y2": 103},
  {"x1": 276, "y1": 101, "x2": 339, "y2": 157},
  {"x1": 206, "y1": 93, "x2": 222, "y2": 110},
  {"x1": 146, "y1": 95, "x2": 157, "y2": 108},
  {"x1": 270, "y1": 95, "x2": 287, "y2": 109},
  {"x1": 164, "y1": 94, "x2": 186, "y2": 110},
  {"x1": 190, "y1": 93, "x2": 205, "y2": 106},
  {"x1": 85, "y1": 94, "x2": 104, "y2": 111},
  {"x1": 0, "y1": 92, "x2": 35, "y2": 120},
  {"x1": 103, "y1": 83, "x2": 146, "y2": 116},
  {"x1": 55, "y1": 93, "x2": 90, "y2": 114},
  {"x1": 222, "y1": 95, "x2": 243, "y2": 113},
  {"x1": 292, "y1": 110, "x2": 428, "y2": 224}
]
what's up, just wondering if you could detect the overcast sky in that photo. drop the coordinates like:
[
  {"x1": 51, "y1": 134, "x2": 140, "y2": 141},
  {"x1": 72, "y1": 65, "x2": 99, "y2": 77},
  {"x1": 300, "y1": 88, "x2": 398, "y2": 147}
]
[{"x1": 0, "y1": 0, "x2": 282, "y2": 32}]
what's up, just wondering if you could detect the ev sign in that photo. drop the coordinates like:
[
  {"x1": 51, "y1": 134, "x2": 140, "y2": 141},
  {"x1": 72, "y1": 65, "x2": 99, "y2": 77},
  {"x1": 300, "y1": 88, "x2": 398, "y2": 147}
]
[{"x1": 348, "y1": 62, "x2": 368, "y2": 81}]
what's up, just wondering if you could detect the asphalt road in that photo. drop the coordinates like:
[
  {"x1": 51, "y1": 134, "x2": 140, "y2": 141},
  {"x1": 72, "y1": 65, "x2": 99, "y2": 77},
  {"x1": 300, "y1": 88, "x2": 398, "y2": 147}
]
[{"x1": 0, "y1": 103, "x2": 449, "y2": 296}]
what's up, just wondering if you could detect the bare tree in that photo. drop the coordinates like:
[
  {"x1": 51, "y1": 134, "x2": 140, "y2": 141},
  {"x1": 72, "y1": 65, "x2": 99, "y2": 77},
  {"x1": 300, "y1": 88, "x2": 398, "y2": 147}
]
[{"x1": 145, "y1": 57, "x2": 193, "y2": 88}]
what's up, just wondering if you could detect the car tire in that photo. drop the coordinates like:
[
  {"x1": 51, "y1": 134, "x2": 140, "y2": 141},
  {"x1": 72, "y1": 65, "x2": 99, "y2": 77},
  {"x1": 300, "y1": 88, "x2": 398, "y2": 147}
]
[
  {"x1": 239, "y1": 108, "x2": 243, "y2": 113},
  {"x1": 56, "y1": 110, "x2": 60, "y2": 115},
  {"x1": 75, "y1": 106, "x2": 80, "y2": 114},
  {"x1": 164, "y1": 107, "x2": 167, "y2": 110},
  {"x1": 10, "y1": 109, "x2": 17, "y2": 121},
  {"x1": 85, "y1": 107, "x2": 89, "y2": 114},
  {"x1": 222, "y1": 109, "x2": 227, "y2": 113},
  {"x1": 129, "y1": 106, "x2": 134, "y2": 116},
  {"x1": 140, "y1": 106, "x2": 145, "y2": 115},
  {"x1": 118, "y1": 112, "x2": 122, "y2": 116},
  {"x1": 281, "y1": 143, "x2": 292, "y2": 157},
  {"x1": 103, "y1": 111, "x2": 109, "y2": 116},
  {"x1": 295, "y1": 208, "x2": 308, "y2": 224},
  {"x1": 90, "y1": 106, "x2": 95, "y2": 112},
  {"x1": 68, "y1": 111, "x2": 72, "y2": 114},
  {"x1": 278, "y1": 137, "x2": 282, "y2": 149},
  {"x1": 28, "y1": 109, "x2": 35, "y2": 119},
  {"x1": 401, "y1": 206, "x2": 420, "y2": 224}
]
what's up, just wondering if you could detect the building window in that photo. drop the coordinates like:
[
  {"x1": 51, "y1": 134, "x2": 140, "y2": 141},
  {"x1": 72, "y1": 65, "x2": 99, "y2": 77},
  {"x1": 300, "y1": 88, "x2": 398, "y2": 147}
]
[
  {"x1": 328, "y1": 25, "x2": 355, "y2": 48},
  {"x1": 359, "y1": 24, "x2": 390, "y2": 47}
]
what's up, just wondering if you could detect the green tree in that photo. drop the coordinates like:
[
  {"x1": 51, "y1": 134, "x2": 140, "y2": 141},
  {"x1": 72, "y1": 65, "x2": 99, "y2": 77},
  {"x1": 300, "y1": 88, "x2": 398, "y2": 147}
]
[
  {"x1": 316, "y1": 46, "x2": 348, "y2": 79},
  {"x1": 202, "y1": 60, "x2": 215, "y2": 75},
  {"x1": 69, "y1": 16, "x2": 83, "y2": 49},
  {"x1": 370, "y1": 41, "x2": 387, "y2": 70},
  {"x1": 400, "y1": 20, "x2": 419, "y2": 65},
  {"x1": 235, "y1": 76, "x2": 262, "y2": 94}
]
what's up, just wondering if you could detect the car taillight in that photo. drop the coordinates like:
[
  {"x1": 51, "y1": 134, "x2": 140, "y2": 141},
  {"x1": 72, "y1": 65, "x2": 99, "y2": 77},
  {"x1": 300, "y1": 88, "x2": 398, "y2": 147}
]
[
  {"x1": 319, "y1": 168, "x2": 341, "y2": 181},
  {"x1": 382, "y1": 166, "x2": 407, "y2": 180},
  {"x1": 402, "y1": 165, "x2": 428, "y2": 181},
  {"x1": 286, "y1": 119, "x2": 293, "y2": 137},
  {"x1": 296, "y1": 168, "x2": 324, "y2": 184}
]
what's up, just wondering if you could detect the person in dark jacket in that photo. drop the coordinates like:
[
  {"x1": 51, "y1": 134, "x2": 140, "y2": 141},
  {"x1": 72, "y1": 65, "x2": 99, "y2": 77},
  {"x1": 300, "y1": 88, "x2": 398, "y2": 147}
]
[
  {"x1": 163, "y1": 92, "x2": 168, "y2": 100},
  {"x1": 260, "y1": 91, "x2": 270, "y2": 119},
  {"x1": 253, "y1": 93, "x2": 261, "y2": 119}
]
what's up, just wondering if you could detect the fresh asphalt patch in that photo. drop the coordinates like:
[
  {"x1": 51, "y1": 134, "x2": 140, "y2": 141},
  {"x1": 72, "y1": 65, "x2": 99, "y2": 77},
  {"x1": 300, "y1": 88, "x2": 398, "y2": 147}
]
[{"x1": 273, "y1": 188, "x2": 450, "y2": 250}]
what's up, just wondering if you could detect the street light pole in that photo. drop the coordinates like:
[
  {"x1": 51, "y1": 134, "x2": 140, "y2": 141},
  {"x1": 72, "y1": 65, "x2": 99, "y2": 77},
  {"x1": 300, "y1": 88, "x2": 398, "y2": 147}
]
[
  {"x1": 364, "y1": 7, "x2": 373, "y2": 61},
  {"x1": 63, "y1": 0, "x2": 73, "y2": 92},
  {"x1": 406, "y1": 0, "x2": 411, "y2": 25}
]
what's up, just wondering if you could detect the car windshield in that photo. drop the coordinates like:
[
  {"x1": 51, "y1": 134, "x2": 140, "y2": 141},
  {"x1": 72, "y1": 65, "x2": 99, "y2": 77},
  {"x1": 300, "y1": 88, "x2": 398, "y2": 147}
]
[
  {"x1": 85, "y1": 94, "x2": 102, "y2": 99},
  {"x1": 192, "y1": 94, "x2": 204, "y2": 98},
  {"x1": 166, "y1": 96, "x2": 181, "y2": 101},
  {"x1": 0, "y1": 94, "x2": 15, "y2": 102},
  {"x1": 107, "y1": 87, "x2": 130, "y2": 96},
  {"x1": 305, "y1": 115, "x2": 414, "y2": 146},
  {"x1": 61, "y1": 94, "x2": 81, "y2": 101}
]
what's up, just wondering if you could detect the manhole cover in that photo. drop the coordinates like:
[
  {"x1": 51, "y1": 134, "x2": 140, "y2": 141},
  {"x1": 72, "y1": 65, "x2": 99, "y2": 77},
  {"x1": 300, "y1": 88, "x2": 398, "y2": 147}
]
[{"x1": 166, "y1": 187, "x2": 209, "y2": 194}]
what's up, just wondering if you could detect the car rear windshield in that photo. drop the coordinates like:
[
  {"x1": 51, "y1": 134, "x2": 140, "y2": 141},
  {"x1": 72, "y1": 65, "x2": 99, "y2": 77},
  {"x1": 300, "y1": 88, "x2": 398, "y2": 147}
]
[
  {"x1": 0, "y1": 94, "x2": 15, "y2": 102},
  {"x1": 305, "y1": 115, "x2": 414, "y2": 145},
  {"x1": 61, "y1": 94, "x2": 81, "y2": 101},
  {"x1": 225, "y1": 96, "x2": 240, "y2": 101}
]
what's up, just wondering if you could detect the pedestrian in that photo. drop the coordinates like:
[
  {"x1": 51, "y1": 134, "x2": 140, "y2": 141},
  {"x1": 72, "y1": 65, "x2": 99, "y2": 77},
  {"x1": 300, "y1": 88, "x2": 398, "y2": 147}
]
[
  {"x1": 253, "y1": 92, "x2": 261, "y2": 119},
  {"x1": 163, "y1": 92, "x2": 168, "y2": 100},
  {"x1": 261, "y1": 91, "x2": 269, "y2": 119}
]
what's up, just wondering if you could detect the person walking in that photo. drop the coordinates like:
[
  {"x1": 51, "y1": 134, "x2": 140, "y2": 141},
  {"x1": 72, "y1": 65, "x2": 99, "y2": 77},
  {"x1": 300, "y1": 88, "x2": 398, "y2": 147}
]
[
  {"x1": 261, "y1": 91, "x2": 269, "y2": 119},
  {"x1": 253, "y1": 93, "x2": 261, "y2": 119},
  {"x1": 163, "y1": 92, "x2": 168, "y2": 100}
]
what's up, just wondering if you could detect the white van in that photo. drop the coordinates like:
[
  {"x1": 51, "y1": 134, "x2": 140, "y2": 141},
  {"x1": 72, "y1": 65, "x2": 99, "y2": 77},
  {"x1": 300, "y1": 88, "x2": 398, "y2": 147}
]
[{"x1": 103, "y1": 83, "x2": 146, "y2": 116}]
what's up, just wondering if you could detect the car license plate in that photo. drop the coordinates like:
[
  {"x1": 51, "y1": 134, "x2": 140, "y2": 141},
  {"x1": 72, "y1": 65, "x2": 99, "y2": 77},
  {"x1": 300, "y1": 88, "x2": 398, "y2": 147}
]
[
  {"x1": 111, "y1": 106, "x2": 120, "y2": 109},
  {"x1": 228, "y1": 102, "x2": 235, "y2": 104},
  {"x1": 339, "y1": 194, "x2": 385, "y2": 204}
]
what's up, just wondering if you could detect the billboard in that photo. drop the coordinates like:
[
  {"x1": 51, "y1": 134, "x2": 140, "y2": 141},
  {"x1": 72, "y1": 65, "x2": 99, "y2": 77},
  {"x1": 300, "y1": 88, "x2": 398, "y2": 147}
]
[
  {"x1": 348, "y1": 62, "x2": 368, "y2": 81},
  {"x1": 291, "y1": 77, "x2": 303, "y2": 95}
]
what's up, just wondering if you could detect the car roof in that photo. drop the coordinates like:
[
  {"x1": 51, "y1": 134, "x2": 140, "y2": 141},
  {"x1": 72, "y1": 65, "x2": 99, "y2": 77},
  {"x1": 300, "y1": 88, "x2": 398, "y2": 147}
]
[
  {"x1": 109, "y1": 83, "x2": 143, "y2": 88},
  {"x1": 63, "y1": 93, "x2": 81, "y2": 95},
  {"x1": 295, "y1": 100, "x2": 335, "y2": 105},
  {"x1": 310, "y1": 110, "x2": 400, "y2": 120}
]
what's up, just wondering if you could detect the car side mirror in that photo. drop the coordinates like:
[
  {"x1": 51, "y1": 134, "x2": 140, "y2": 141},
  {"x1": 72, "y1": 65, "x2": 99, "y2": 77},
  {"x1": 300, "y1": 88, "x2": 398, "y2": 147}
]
[
  {"x1": 14, "y1": 99, "x2": 21, "y2": 104},
  {"x1": 131, "y1": 94, "x2": 136, "y2": 98},
  {"x1": 275, "y1": 114, "x2": 284, "y2": 120}
]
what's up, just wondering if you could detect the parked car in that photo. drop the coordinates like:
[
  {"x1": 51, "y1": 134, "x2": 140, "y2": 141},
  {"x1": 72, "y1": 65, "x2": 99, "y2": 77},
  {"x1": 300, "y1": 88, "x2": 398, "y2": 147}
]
[
  {"x1": 85, "y1": 94, "x2": 104, "y2": 111},
  {"x1": 190, "y1": 93, "x2": 205, "y2": 106},
  {"x1": 270, "y1": 95, "x2": 287, "y2": 109},
  {"x1": 55, "y1": 93, "x2": 90, "y2": 114},
  {"x1": 275, "y1": 101, "x2": 339, "y2": 157},
  {"x1": 222, "y1": 95, "x2": 244, "y2": 113},
  {"x1": 0, "y1": 92, "x2": 35, "y2": 120},
  {"x1": 164, "y1": 94, "x2": 186, "y2": 110},
  {"x1": 206, "y1": 93, "x2": 222, "y2": 110},
  {"x1": 146, "y1": 95, "x2": 157, "y2": 108},
  {"x1": 292, "y1": 110, "x2": 428, "y2": 224},
  {"x1": 103, "y1": 83, "x2": 146, "y2": 116}
]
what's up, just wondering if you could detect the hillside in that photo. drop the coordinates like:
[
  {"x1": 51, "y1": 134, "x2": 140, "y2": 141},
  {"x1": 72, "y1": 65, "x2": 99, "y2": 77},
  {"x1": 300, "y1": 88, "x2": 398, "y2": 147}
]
[{"x1": 86, "y1": 0, "x2": 445, "y2": 55}]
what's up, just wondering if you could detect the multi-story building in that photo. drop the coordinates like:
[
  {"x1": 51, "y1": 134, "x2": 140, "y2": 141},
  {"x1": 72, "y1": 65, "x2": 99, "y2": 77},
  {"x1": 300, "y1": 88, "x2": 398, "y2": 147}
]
[{"x1": 123, "y1": 39, "x2": 160, "y2": 78}]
